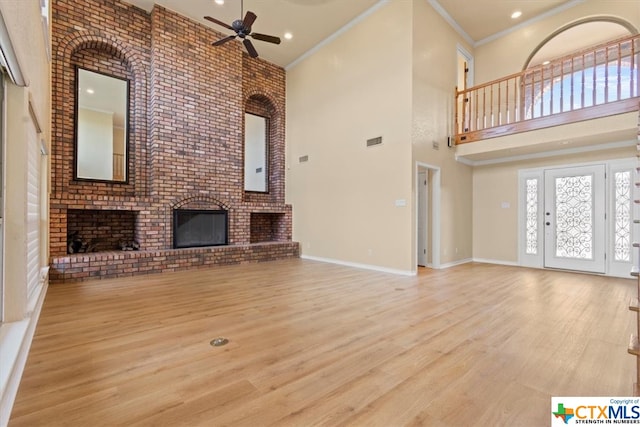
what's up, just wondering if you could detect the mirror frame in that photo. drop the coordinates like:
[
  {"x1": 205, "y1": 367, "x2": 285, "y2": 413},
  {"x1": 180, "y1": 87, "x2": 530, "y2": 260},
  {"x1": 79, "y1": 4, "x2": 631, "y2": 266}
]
[
  {"x1": 244, "y1": 112, "x2": 270, "y2": 193},
  {"x1": 74, "y1": 66, "x2": 131, "y2": 183}
]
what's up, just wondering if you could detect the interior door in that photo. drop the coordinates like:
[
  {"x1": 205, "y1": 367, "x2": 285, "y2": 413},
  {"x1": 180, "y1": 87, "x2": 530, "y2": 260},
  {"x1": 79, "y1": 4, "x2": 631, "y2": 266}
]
[{"x1": 544, "y1": 164, "x2": 606, "y2": 273}]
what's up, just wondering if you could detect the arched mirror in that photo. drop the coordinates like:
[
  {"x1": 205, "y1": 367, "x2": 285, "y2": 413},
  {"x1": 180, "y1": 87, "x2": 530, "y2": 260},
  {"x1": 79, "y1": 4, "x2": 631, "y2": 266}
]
[
  {"x1": 244, "y1": 112, "x2": 268, "y2": 193},
  {"x1": 75, "y1": 67, "x2": 129, "y2": 182}
]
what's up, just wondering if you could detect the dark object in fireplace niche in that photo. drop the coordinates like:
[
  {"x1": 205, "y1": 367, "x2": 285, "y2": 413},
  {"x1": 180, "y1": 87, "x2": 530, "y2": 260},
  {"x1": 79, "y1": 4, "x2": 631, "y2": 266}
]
[
  {"x1": 67, "y1": 231, "x2": 98, "y2": 254},
  {"x1": 119, "y1": 240, "x2": 140, "y2": 251},
  {"x1": 173, "y1": 209, "x2": 228, "y2": 249}
]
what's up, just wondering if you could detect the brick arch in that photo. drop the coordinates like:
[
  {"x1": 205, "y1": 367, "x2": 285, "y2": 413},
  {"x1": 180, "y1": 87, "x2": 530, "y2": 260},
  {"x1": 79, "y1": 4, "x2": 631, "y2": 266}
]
[
  {"x1": 243, "y1": 90, "x2": 282, "y2": 119},
  {"x1": 52, "y1": 30, "x2": 149, "y2": 197},
  {"x1": 170, "y1": 195, "x2": 231, "y2": 211},
  {"x1": 56, "y1": 30, "x2": 145, "y2": 81},
  {"x1": 243, "y1": 90, "x2": 285, "y2": 204}
]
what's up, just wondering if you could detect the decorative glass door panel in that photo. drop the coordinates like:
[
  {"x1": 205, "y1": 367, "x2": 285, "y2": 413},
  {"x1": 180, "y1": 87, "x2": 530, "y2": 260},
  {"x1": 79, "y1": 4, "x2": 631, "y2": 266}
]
[{"x1": 544, "y1": 165, "x2": 605, "y2": 273}]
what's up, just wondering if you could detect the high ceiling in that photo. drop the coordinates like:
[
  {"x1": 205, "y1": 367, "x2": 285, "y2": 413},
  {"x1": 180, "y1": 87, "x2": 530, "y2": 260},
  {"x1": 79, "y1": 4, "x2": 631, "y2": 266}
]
[
  {"x1": 120, "y1": 0, "x2": 584, "y2": 68},
  {"x1": 434, "y1": 0, "x2": 573, "y2": 42}
]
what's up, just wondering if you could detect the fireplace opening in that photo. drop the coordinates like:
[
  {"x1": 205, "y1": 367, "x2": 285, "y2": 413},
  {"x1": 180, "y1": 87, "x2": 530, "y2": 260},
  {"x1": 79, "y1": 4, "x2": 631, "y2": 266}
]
[{"x1": 173, "y1": 209, "x2": 228, "y2": 249}]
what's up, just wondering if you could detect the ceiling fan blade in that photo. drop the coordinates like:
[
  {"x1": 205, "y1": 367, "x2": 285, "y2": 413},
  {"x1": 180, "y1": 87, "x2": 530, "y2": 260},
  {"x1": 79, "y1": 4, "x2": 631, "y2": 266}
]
[
  {"x1": 251, "y1": 33, "x2": 281, "y2": 45},
  {"x1": 243, "y1": 11, "x2": 257, "y2": 29},
  {"x1": 243, "y1": 39, "x2": 259, "y2": 58},
  {"x1": 212, "y1": 35, "x2": 236, "y2": 46},
  {"x1": 204, "y1": 16, "x2": 234, "y2": 31}
]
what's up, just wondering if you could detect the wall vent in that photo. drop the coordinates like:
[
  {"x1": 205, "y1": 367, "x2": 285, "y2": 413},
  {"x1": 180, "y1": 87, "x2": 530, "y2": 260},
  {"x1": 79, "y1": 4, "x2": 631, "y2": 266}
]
[
  {"x1": 299, "y1": 155, "x2": 309, "y2": 163},
  {"x1": 366, "y1": 136, "x2": 382, "y2": 147}
]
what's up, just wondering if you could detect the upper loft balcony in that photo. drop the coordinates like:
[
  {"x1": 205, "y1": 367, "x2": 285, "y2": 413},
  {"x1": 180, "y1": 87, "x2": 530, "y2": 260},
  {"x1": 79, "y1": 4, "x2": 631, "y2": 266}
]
[{"x1": 455, "y1": 33, "x2": 640, "y2": 164}]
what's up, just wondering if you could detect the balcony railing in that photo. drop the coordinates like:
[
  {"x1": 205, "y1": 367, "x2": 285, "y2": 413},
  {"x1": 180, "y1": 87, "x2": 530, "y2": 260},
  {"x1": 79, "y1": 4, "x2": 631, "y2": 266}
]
[{"x1": 455, "y1": 33, "x2": 640, "y2": 144}]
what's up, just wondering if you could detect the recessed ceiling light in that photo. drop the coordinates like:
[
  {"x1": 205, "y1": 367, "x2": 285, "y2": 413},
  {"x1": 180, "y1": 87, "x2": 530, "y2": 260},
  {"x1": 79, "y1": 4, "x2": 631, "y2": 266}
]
[
  {"x1": 86, "y1": 88, "x2": 95, "y2": 94},
  {"x1": 214, "y1": 0, "x2": 224, "y2": 5},
  {"x1": 284, "y1": 32, "x2": 293, "y2": 40},
  {"x1": 542, "y1": 60, "x2": 550, "y2": 65},
  {"x1": 511, "y1": 10, "x2": 522, "y2": 19}
]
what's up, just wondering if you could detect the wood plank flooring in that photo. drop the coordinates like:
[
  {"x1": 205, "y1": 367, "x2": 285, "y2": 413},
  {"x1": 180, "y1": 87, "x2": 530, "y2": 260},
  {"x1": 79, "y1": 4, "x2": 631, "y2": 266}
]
[{"x1": 9, "y1": 259, "x2": 636, "y2": 426}]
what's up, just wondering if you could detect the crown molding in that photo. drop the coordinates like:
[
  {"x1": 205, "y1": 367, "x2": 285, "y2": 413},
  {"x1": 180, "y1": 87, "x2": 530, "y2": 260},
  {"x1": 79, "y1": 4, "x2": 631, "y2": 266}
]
[{"x1": 426, "y1": 0, "x2": 474, "y2": 46}]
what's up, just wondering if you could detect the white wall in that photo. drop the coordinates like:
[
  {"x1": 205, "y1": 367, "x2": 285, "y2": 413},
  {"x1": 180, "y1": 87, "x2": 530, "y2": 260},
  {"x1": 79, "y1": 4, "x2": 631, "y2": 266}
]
[
  {"x1": 286, "y1": 0, "x2": 414, "y2": 273},
  {"x1": 412, "y1": 0, "x2": 473, "y2": 266}
]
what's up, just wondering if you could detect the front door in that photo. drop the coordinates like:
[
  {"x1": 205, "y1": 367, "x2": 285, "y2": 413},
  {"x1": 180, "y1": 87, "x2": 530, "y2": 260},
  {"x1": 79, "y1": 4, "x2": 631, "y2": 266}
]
[{"x1": 543, "y1": 164, "x2": 606, "y2": 273}]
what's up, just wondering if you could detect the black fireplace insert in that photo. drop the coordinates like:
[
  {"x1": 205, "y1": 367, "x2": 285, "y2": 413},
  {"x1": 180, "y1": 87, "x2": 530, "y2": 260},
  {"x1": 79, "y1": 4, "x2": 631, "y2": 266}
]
[{"x1": 173, "y1": 209, "x2": 228, "y2": 248}]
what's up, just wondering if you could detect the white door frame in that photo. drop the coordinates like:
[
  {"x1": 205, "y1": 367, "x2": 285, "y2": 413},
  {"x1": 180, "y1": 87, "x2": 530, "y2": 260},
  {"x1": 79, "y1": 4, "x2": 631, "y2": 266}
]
[
  {"x1": 417, "y1": 171, "x2": 429, "y2": 267},
  {"x1": 543, "y1": 164, "x2": 606, "y2": 273},
  {"x1": 0, "y1": 74, "x2": 3, "y2": 321},
  {"x1": 415, "y1": 162, "x2": 441, "y2": 271},
  {"x1": 518, "y1": 157, "x2": 636, "y2": 278}
]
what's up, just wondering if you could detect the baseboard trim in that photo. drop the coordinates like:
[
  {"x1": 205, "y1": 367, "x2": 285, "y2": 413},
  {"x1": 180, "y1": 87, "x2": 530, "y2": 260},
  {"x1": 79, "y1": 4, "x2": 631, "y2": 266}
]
[
  {"x1": 0, "y1": 280, "x2": 48, "y2": 427},
  {"x1": 439, "y1": 258, "x2": 473, "y2": 269},
  {"x1": 301, "y1": 255, "x2": 416, "y2": 276},
  {"x1": 472, "y1": 258, "x2": 519, "y2": 267}
]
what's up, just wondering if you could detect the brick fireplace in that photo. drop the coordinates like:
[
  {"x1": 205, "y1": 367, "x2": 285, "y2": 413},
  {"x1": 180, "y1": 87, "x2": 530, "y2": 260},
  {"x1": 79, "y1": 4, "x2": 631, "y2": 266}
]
[{"x1": 49, "y1": 0, "x2": 298, "y2": 282}]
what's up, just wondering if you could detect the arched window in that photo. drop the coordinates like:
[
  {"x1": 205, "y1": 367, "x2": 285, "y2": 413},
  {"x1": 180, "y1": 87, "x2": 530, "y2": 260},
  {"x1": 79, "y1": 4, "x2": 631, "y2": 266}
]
[{"x1": 522, "y1": 19, "x2": 638, "y2": 120}]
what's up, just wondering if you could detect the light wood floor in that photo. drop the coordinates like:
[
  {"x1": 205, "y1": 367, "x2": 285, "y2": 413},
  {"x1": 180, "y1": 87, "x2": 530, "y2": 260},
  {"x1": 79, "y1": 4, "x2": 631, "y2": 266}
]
[{"x1": 10, "y1": 259, "x2": 636, "y2": 426}]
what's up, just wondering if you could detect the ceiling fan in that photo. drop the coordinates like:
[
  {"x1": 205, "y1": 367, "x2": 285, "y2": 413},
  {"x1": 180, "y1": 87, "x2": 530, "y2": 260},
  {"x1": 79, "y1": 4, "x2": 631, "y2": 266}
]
[{"x1": 204, "y1": 0, "x2": 281, "y2": 58}]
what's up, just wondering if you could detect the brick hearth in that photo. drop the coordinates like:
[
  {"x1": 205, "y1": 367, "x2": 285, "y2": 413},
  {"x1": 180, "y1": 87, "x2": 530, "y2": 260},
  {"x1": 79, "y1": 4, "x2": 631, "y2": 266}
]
[
  {"x1": 49, "y1": 242, "x2": 299, "y2": 283},
  {"x1": 50, "y1": 0, "x2": 298, "y2": 281}
]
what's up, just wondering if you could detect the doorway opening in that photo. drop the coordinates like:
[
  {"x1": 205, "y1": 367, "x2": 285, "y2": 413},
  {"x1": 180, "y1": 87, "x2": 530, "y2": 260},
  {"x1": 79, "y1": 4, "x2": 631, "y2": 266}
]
[{"x1": 416, "y1": 163, "x2": 440, "y2": 271}]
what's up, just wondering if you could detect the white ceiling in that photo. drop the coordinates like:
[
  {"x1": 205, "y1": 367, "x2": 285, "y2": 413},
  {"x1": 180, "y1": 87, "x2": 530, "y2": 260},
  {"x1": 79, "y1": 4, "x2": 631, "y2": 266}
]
[
  {"x1": 434, "y1": 0, "x2": 574, "y2": 43},
  {"x1": 121, "y1": 0, "x2": 583, "y2": 68}
]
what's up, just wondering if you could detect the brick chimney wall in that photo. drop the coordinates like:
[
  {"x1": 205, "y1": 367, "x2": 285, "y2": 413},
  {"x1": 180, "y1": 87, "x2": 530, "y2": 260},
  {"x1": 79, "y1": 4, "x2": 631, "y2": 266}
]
[{"x1": 49, "y1": 0, "x2": 296, "y2": 281}]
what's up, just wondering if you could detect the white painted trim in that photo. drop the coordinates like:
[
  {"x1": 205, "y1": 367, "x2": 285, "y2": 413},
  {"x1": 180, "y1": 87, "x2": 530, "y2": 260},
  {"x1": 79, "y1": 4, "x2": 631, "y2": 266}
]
[
  {"x1": 518, "y1": 156, "x2": 634, "y2": 175},
  {"x1": 301, "y1": 255, "x2": 416, "y2": 276},
  {"x1": 439, "y1": 257, "x2": 473, "y2": 269},
  {"x1": 456, "y1": 43, "x2": 474, "y2": 88},
  {"x1": 517, "y1": 170, "x2": 543, "y2": 268},
  {"x1": 285, "y1": 0, "x2": 389, "y2": 70},
  {"x1": 475, "y1": 0, "x2": 585, "y2": 47},
  {"x1": 415, "y1": 162, "x2": 441, "y2": 271},
  {"x1": 0, "y1": 280, "x2": 47, "y2": 427},
  {"x1": 427, "y1": 0, "x2": 474, "y2": 46},
  {"x1": 455, "y1": 155, "x2": 474, "y2": 166},
  {"x1": 607, "y1": 160, "x2": 637, "y2": 278},
  {"x1": 472, "y1": 258, "x2": 519, "y2": 267},
  {"x1": 459, "y1": 139, "x2": 636, "y2": 167},
  {"x1": 0, "y1": 10, "x2": 26, "y2": 86}
]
